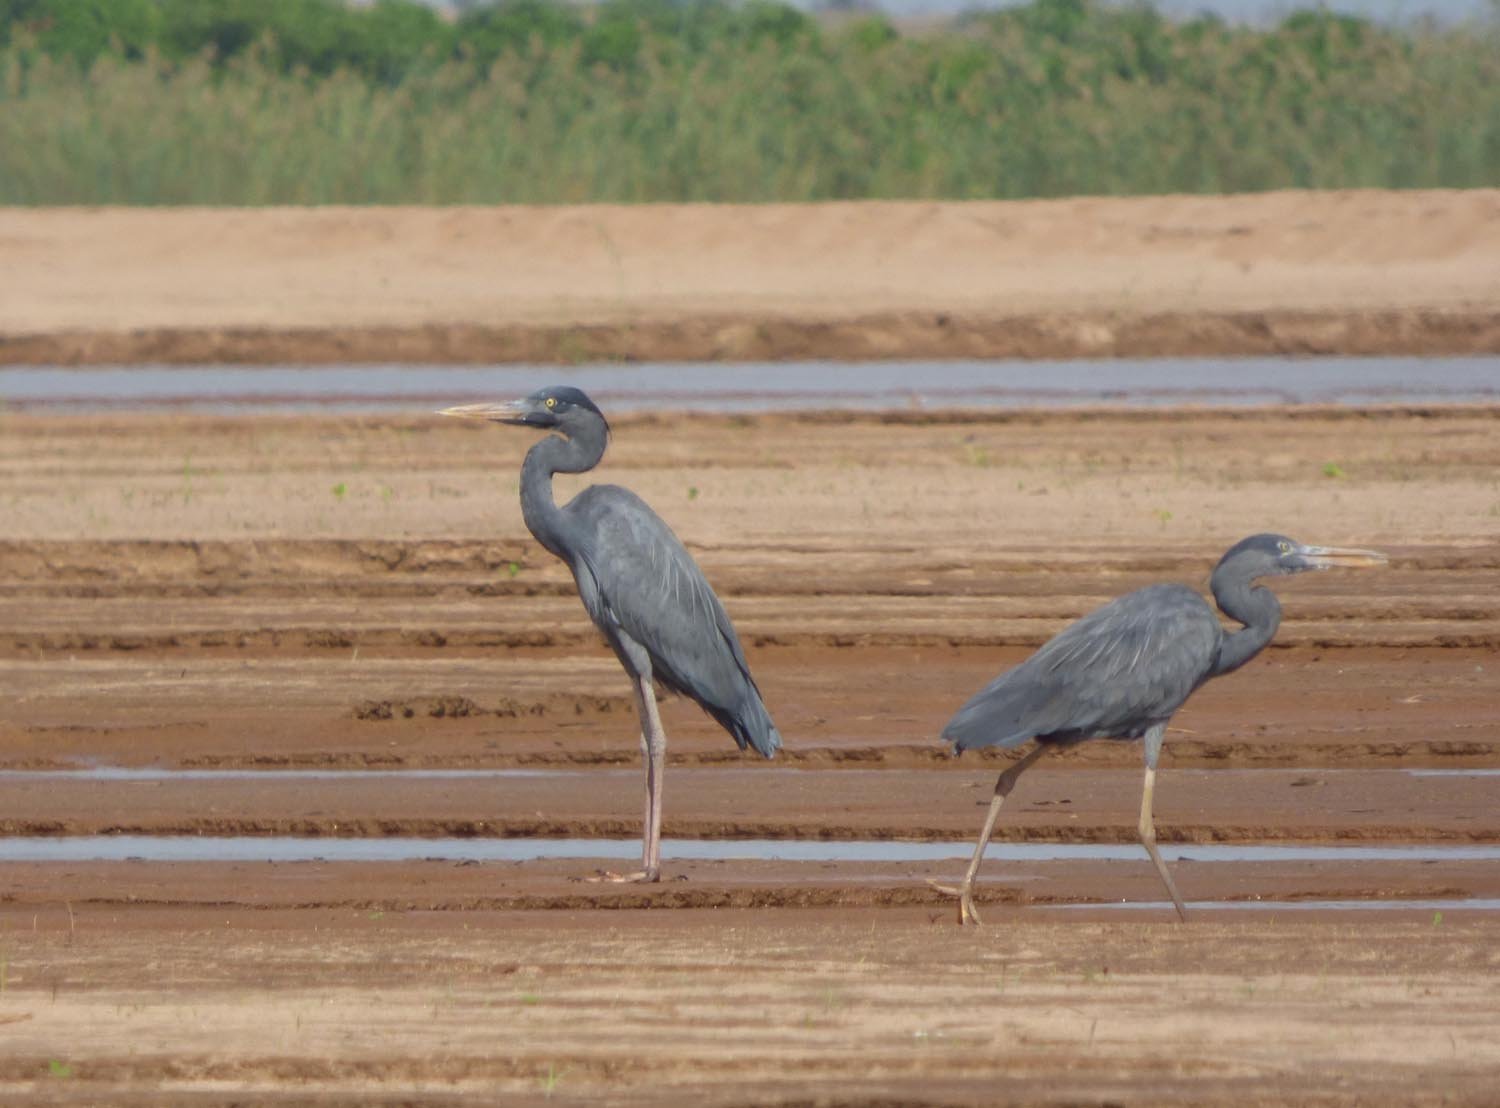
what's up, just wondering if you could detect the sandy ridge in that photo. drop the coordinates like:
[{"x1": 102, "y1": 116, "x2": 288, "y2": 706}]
[{"x1": 3, "y1": 190, "x2": 1499, "y2": 362}]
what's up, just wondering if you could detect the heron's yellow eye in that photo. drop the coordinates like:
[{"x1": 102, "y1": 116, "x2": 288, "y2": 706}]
[
  {"x1": 1278, "y1": 541, "x2": 1292, "y2": 554},
  {"x1": 545, "y1": 397, "x2": 556, "y2": 408}
]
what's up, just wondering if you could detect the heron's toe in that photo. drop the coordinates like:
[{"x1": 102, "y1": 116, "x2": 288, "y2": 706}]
[
  {"x1": 924, "y1": 878, "x2": 965, "y2": 896},
  {"x1": 959, "y1": 894, "x2": 983, "y2": 926},
  {"x1": 926, "y1": 878, "x2": 983, "y2": 925},
  {"x1": 584, "y1": 868, "x2": 659, "y2": 885}
]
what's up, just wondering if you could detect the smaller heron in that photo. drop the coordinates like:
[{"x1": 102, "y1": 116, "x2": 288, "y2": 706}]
[
  {"x1": 934, "y1": 533, "x2": 1386, "y2": 925},
  {"x1": 439, "y1": 387, "x2": 781, "y2": 883}
]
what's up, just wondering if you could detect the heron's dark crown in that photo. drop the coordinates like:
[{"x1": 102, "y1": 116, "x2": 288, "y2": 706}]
[
  {"x1": 1213, "y1": 532, "x2": 1306, "y2": 581},
  {"x1": 522, "y1": 386, "x2": 610, "y2": 434},
  {"x1": 1221, "y1": 533, "x2": 1295, "y2": 562},
  {"x1": 530, "y1": 386, "x2": 604, "y2": 417}
]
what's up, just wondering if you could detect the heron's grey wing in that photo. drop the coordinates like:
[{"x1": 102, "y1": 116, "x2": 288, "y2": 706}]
[
  {"x1": 943, "y1": 584, "x2": 1221, "y2": 752},
  {"x1": 565, "y1": 485, "x2": 779, "y2": 756}
]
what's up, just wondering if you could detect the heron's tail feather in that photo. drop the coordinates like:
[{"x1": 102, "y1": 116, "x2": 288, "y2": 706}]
[
  {"x1": 941, "y1": 692, "x2": 1038, "y2": 754},
  {"x1": 942, "y1": 719, "x2": 1033, "y2": 754},
  {"x1": 708, "y1": 692, "x2": 782, "y2": 760}
]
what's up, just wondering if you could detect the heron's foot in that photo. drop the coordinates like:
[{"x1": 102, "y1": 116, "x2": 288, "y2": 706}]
[
  {"x1": 584, "y1": 868, "x2": 661, "y2": 885},
  {"x1": 925, "y1": 877, "x2": 983, "y2": 926}
]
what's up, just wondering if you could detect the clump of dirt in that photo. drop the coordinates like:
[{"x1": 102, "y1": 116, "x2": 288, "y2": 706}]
[
  {"x1": 353, "y1": 693, "x2": 630, "y2": 721},
  {"x1": 355, "y1": 696, "x2": 486, "y2": 720}
]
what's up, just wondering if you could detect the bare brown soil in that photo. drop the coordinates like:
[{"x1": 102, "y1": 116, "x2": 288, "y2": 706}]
[
  {"x1": 1, "y1": 908, "x2": 1496, "y2": 1107},
  {"x1": 1, "y1": 403, "x2": 1498, "y2": 1101},
  {"x1": 4, "y1": 191, "x2": 1500, "y2": 362}
]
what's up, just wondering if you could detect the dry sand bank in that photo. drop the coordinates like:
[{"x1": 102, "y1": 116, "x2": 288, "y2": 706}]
[{"x1": 3, "y1": 190, "x2": 1499, "y2": 363}]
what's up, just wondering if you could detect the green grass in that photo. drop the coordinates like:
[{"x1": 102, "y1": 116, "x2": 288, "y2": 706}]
[{"x1": 2, "y1": 0, "x2": 1498, "y2": 204}]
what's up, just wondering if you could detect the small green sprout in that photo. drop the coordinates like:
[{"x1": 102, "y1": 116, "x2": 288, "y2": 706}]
[{"x1": 540, "y1": 1062, "x2": 568, "y2": 1096}]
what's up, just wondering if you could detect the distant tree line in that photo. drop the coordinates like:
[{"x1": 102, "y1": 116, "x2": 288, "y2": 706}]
[
  {"x1": 1, "y1": 0, "x2": 825, "y2": 79},
  {"x1": 0, "y1": 0, "x2": 1432, "y2": 83}
]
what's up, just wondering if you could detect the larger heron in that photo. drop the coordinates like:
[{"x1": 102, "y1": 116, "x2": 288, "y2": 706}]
[
  {"x1": 934, "y1": 533, "x2": 1386, "y2": 925},
  {"x1": 440, "y1": 387, "x2": 781, "y2": 882}
]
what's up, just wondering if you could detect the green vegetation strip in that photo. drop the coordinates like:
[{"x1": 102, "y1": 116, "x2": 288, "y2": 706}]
[{"x1": 2, "y1": 0, "x2": 1498, "y2": 203}]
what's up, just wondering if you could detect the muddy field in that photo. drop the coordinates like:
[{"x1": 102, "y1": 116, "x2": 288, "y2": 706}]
[{"x1": 0, "y1": 401, "x2": 1497, "y2": 1103}]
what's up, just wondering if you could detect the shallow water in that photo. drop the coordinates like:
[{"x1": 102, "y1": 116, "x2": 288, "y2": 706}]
[
  {"x1": 0, "y1": 767, "x2": 571, "y2": 782},
  {"x1": 1, "y1": 836, "x2": 1497, "y2": 865},
  {"x1": 1051, "y1": 898, "x2": 1500, "y2": 913},
  {"x1": 3, "y1": 356, "x2": 1497, "y2": 413},
  {"x1": 20, "y1": 764, "x2": 1478, "y2": 783},
  {"x1": 18, "y1": 765, "x2": 1495, "y2": 782}
]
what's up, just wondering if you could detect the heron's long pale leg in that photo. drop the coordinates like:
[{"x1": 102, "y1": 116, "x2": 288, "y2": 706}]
[
  {"x1": 1140, "y1": 724, "x2": 1187, "y2": 921},
  {"x1": 929, "y1": 744, "x2": 1050, "y2": 926},
  {"x1": 638, "y1": 674, "x2": 667, "y2": 880},
  {"x1": 587, "y1": 674, "x2": 667, "y2": 885}
]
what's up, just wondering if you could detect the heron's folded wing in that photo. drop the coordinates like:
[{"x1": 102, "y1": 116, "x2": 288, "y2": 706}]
[
  {"x1": 944, "y1": 584, "x2": 1220, "y2": 749},
  {"x1": 570, "y1": 486, "x2": 758, "y2": 702}
]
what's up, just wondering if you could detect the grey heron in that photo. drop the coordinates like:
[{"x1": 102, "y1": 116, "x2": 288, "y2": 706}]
[
  {"x1": 441, "y1": 387, "x2": 781, "y2": 883},
  {"x1": 935, "y1": 533, "x2": 1387, "y2": 924}
]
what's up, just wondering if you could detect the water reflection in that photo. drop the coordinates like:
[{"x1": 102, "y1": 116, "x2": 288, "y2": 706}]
[
  {"x1": 3, "y1": 357, "x2": 1497, "y2": 414},
  {"x1": 0, "y1": 836, "x2": 1496, "y2": 864},
  {"x1": 1051, "y1": 898, "x2": 1500, "y2": 913},
  {"x1": 0, "y1": 767, "x2": 572, "y2": 782}
]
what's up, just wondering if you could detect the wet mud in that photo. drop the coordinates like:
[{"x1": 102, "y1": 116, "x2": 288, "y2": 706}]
[
  {"x1": 11, "y1": 307, "x2": 1500, "y2": 366},
  {"x1": 0, "y1": 404, "x2": 1498, "y2": 1103}
]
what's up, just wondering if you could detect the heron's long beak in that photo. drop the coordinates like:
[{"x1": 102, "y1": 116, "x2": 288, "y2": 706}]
[
  {"x1": 437, "y1": 400, "x2": 530, "y2": 424},
  {"x1": 1294, "y1": 544, "x2": 1388, "y2": 570}
]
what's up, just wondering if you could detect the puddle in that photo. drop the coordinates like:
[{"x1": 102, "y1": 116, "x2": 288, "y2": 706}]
[
  {"x1": 0, "y1": 837, "x2": 1497, "y2": 864},
  {"x1": 0, "y1": 767, "x2": 572, "y2": 782},
  {"x1": 3, "y1": 356, "x2": 1498, "y2": 414},
  {"x1": 1050, "y1": 898, "x2": 1500, "y2": 913},
  {"x1": 1142, "y1": 844, "x2": 1500, "y2": 862},
  {"x1": 12, "y1": 765, "x2": 1496, "y2": 785}
]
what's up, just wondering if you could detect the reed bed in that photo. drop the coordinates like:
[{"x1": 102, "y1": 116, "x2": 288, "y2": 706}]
[{"x1": 2, "y1": 0, "x2": 1497, "y2": 203}]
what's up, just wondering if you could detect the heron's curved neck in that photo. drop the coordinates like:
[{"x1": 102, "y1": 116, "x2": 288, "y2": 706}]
[
  {"x1": 519, "y1": 425, "x2": 607, "y2": 559},
  {"x1": 1209, "y1": 570, "x2": 1281, "y2": 677}
]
